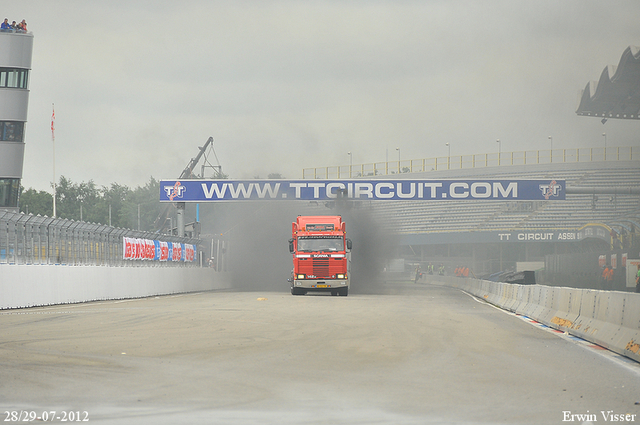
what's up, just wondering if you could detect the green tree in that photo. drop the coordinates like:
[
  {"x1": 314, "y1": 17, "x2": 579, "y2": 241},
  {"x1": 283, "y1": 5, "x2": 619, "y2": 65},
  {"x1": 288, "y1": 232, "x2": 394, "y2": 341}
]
[
  {"x1": 20, "y1": 176, "x2": 167, "y2": 231},
  {"x1": 55, "y1": 176, "x2": 101, "y2": 222},
  {"x1": 19, "y1": 187, "x2": 53, "y2": 216},
  {"x1": 119, "y1": 177, "x2": 163, "y2": 231},
  {"x1": 100, "y1": 183, "x2": 132, "y2": 227}
]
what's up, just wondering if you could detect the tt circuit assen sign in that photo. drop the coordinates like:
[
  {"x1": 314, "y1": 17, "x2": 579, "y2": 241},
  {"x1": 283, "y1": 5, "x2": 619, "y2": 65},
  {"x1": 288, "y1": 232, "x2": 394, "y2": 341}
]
[{"x1": 160, "y1": 179, "x2": 565, "y2": 202}]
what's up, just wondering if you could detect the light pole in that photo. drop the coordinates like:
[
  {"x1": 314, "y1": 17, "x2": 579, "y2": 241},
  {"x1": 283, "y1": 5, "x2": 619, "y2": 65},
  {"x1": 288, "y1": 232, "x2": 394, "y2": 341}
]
[
  {"x1": 396, "y1": 147, "x2": 400, "y2": 173},
  {"x1": 602, "y1": 133, "x2": 607, "y2": 160},
  {"x1": 548, "y1": 136, "x2": 553, "y2": 162},
  {"x1": 385, "y1": 148, "x2": 389, "y2": 175},
  {"x1": 51, "y1": 104, "x2": 56, "y2": 218},
  {"x1": 445, "y1": 142, "x2": 450, "y2": 169},
  {"x1": 496, "y1": 139, "x2": 501, "y2": 165},
  {"x1": 347, "y1": 151, "x2": 352, "y2": 177}
]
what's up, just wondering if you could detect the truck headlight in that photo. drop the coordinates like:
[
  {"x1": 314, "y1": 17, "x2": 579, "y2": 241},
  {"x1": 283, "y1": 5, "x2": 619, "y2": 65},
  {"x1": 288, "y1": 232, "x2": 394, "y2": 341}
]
[
  {"x1": 296, "y1": 274, "x2": 305, "y2": 279},
  {"x1": 336, "y1": 274, "x2": 345, "y2": 279}
]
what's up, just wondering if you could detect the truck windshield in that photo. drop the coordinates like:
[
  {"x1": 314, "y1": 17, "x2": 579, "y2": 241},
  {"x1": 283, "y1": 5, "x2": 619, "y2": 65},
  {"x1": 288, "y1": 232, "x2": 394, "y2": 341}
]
[{"x1": 297, "y1": 237, "x2": 343, "y2": 252}]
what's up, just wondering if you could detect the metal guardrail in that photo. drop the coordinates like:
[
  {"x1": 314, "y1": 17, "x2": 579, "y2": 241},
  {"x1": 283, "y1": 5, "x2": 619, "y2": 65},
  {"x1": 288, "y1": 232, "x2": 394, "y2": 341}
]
[
  {"x1": 0, "y1": 210, "x2": 200, "y2": 266},
  {"x1": 303, "y1": 146, "x2": 638, "y2": 179}
]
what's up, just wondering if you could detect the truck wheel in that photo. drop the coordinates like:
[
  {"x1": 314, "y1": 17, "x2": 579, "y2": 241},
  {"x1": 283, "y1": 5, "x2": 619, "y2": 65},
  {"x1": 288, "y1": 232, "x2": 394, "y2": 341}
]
[
  {"x1": 340, "y1": 288, "x2": 349, "y2": 296},
  {"x1": 331, "y1": 290, "x2": 337, "y2": 296},
  {"x1": 291, "y1": 287, "x2": 304, "y2": 295}
]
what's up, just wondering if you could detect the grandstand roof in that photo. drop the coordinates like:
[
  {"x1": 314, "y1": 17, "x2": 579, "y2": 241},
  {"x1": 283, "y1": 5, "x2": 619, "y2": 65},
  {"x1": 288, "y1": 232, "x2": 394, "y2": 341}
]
[{"x1": 576, "y1": 45, "x2": 640, "y2": 120}]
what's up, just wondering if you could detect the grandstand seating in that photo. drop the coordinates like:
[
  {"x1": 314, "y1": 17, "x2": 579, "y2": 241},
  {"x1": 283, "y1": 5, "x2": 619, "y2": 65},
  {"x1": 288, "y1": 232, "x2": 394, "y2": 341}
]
[{"x1": 365, "y1": 161, "x2": 640, "y2": 235}]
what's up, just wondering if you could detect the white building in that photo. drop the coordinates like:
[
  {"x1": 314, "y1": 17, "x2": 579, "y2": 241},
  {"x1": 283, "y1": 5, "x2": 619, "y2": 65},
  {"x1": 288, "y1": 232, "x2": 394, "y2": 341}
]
[{"x1": 0, "y1": 27, "x2": 33, "y2": 211}]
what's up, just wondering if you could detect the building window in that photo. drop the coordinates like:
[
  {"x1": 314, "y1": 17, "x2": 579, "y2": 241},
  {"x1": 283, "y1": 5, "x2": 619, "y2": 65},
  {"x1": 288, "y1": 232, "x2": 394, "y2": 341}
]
[
  {"x1": 0, "y1": 68, "x2": 29, "y2": 89},
  {"x1": 0, "y1": 178, "x2": 20, "y2": 208},
  {"x1": 0, "y1": 121, "x2": 24, "y2": 142}
]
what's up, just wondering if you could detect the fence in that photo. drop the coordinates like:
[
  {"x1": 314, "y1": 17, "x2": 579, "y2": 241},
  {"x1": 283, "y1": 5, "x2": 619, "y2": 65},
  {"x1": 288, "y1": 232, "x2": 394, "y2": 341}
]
[
  {"x1": 303, "y1": 146, "x2": 638, "y2": 179},
  {"x1": 0, "y1": 210, "x2": 201, "y2": 266}
]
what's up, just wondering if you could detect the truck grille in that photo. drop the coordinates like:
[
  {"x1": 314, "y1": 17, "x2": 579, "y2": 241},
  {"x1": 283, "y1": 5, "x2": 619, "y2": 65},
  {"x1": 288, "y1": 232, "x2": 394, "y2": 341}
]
[{"x1": 313, "y1": 258, "x2": 330, "y2": 277}]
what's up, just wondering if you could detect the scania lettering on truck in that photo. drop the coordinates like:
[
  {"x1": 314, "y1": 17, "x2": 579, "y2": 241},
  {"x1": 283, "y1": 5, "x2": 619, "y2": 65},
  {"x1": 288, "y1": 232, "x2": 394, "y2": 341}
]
[{"x1": 288, "y1": 215, "x2": 352, "y2": 296}]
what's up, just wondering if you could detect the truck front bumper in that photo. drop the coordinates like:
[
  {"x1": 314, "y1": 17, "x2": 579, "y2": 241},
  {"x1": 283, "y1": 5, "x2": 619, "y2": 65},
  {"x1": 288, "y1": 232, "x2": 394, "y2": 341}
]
[{"x1": 293, "y1": 279, "x2": 349, "y2": 291}]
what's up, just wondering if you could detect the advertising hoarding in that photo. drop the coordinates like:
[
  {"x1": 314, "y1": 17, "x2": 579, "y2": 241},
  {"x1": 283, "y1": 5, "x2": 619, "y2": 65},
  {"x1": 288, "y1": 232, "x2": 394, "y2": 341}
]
[{"x1": 160, "y1": 179, "x2": 566, "y2": 202}]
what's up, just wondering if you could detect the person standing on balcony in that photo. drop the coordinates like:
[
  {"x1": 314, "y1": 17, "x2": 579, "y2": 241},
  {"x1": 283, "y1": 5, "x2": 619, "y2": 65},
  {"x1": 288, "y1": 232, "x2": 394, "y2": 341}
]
[{"x1": 1, "y1": 18, "x2": 11, "y2": 30}]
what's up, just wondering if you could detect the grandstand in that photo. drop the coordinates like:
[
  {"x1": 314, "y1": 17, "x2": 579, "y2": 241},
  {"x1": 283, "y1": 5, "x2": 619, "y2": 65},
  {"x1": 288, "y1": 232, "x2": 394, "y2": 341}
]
[
  {"x1": 373, "y1": 160, "x2": 640, "y2": 235},
  {"x1": 301, "y1": 149, "x2": 640, "y2": 290}
]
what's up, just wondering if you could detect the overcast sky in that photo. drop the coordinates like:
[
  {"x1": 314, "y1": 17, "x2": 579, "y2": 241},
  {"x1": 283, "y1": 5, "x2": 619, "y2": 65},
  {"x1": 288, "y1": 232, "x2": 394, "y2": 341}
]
[{"x1": 6, "y1": 1, "x2": 640, "y2": 192}]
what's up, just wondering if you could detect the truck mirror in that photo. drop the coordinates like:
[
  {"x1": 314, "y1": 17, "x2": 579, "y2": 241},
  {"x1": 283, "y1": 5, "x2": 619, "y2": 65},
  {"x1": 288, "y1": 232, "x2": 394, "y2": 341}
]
[
  {"x1": 288, "y1": 238, "x2": 295, "y2": 253},
  {"x1": 346, "y1": 238, "x2": 352, "y2": 251}
]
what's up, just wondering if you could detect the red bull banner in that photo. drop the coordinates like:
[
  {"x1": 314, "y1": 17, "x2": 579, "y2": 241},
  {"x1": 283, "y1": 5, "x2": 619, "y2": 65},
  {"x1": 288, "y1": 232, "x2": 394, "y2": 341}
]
[{"x1": 122, "y1": 237, "x2": 196, "y2": 262}]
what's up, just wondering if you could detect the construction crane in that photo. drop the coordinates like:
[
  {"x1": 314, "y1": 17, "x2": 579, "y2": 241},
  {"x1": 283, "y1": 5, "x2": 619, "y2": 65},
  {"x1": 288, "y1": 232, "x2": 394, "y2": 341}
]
[
  {"x1": 178, "y1": 136, "x2": 215, "y2": 180},
  {"x1": 154, "y1": 137, "x2": 222, "y2": 234}
]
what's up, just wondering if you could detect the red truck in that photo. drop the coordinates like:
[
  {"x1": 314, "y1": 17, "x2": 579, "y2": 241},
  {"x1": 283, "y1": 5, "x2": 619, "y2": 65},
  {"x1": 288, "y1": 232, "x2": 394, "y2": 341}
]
[{"x1": 288, "y1": 215, "x2": 352, "y2": 296}]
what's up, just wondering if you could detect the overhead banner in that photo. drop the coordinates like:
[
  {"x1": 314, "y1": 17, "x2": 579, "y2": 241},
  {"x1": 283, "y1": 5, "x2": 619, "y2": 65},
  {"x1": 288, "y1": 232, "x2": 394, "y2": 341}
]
[{"x1": 159, "y1": 179, "x2": 565, "y2": 202}]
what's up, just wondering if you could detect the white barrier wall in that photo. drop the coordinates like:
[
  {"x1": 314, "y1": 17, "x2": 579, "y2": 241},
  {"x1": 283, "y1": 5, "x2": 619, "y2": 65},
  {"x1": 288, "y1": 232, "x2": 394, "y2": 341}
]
[
  {"x1": 0, "y1": 265, "x2": 232, "y2": 309},
  {"x1": 434, "y1": 276, "x2": 640, "y2": 363}
]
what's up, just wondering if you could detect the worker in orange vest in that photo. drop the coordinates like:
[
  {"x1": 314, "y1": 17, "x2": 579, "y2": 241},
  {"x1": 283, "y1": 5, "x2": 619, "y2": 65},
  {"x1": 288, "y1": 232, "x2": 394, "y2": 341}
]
[
  {"x1": 601, "y1": 265, "x2": 614, "y2": 290},
  {"x1": 605, "y1": 266, "x2": 614, "y2": 290}
]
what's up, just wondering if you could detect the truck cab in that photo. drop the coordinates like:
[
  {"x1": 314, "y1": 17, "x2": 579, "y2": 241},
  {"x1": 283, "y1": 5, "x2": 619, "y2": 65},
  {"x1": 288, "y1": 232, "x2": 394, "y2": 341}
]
[{"x1": 289, "y1": 215, "x2": 352, "y2": 296}]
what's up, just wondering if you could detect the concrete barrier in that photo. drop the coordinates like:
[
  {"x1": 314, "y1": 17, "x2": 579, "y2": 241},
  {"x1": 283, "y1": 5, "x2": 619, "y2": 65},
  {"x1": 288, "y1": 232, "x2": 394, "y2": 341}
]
[
  {"x1": 546, "y1": 287, "x2": 582, "y2": 332},
  {"x1": 0, "y1": 265, "x2": 233, "y2": 309},
  {"x1": 511, "y1": 284, "x2": 529, "y2": 315},
  {"x1": 433, "y1": 276, "x2": 640, "y2": 363}
]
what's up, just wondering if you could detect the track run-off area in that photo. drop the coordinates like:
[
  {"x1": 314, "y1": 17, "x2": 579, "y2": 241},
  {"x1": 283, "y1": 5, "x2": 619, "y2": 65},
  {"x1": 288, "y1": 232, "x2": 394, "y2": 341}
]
[{"x1": 1, "y1": 283, "x2": 640, "y2": 425}]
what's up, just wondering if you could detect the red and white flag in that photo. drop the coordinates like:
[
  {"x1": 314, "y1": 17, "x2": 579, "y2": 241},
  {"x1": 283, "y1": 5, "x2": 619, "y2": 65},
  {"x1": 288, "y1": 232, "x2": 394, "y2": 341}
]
[{"x1": 51, "y1": 104, "x2": 55, "y2": 141}]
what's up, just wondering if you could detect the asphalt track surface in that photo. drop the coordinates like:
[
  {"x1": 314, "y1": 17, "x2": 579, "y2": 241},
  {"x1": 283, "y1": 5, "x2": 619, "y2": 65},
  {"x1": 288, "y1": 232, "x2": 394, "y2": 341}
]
[{"x1": 1, "y1": 283, "x2": 640, "y2": 424}]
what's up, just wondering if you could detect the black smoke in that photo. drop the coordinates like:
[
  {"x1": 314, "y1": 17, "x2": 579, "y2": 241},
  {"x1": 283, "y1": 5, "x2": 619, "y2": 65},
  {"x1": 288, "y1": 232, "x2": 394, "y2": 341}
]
[{"x1": 199, "y1": 200, "x2": 399, "y2": 294}]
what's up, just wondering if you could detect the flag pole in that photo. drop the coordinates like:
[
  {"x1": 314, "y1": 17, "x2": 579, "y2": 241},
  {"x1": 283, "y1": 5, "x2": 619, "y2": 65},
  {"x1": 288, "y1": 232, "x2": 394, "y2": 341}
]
[{"x1": 51, "y1": 104, "x2": 56, "y2": 218}]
